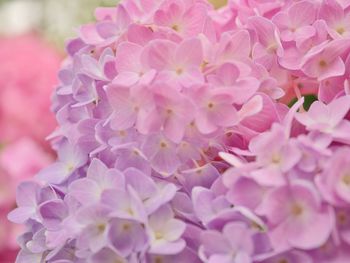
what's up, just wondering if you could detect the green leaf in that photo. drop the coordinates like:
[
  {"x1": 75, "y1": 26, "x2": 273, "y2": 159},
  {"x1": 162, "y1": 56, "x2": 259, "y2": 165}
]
[{"x1": 288, "y1": 94, "x2": 318, "y2": 111}]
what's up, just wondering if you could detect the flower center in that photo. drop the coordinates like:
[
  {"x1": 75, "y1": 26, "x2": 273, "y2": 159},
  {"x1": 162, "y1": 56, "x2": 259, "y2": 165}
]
[
  {"x1": 271, "y1": 153, "x2": 282, "y2": 164},
  {"x1": 155, "y1": 231, "x2": 164, "y2": 240},
  {"x1": 134, "y1": 105, "x2": 140, "y2": 112},
  {"x1": 97, "y1": 223, "x2": 106, "y2": 233},
  {"x1": 207, "y1": 102, "x2": 215, "y2": 109},
  {"x1": 336, "y1": 27, "x2": 345, "y2": 35},
  {"x1": 160, "y1": 141, "x2": 168, "y2": 149},
  {"x1": 319, "y1": 60, "x2": 327, "y2": 68},
  {"x1": 166, "y1": 108, "x2": 173, "y2": 115},
  {"x1": 122, "y1": 223, "x2": 131, "y2": 231},
  {"x1": 126, "y1": 207, "x2": 134, "y2": 216},
  {"x1": 176, "y1": 68, "x2": 183, "y2": 75},
  {"x1": 342, "y1": 174, "x2": 350, "y2": 186},
  {"x1": 67, "y1": 163, "x2": 75, "y2": 173},
  {"x1": 291, "y1": 203, "x2": 304, "y2": 216},
  {"x1": 208, "y1": 0, "x2": 228, "y2": 9},
  {"x1": 200, "y1": 60, "x2": 209, "y2": 72},
  {"x1": 133, "y1": 149, "x2": 140, "y2": 156},
  {"x1": 337, "y1": 211, "x2": 348, "y2": 225},
  {"x1": 171, "y1": 24, "x2": 179, "y2": 32},
  {"x1": 118, "y1": 130, "x2": 127, "y2": 137},
  {"x1": 266, "y1": 43, "x2": 278, "y2": 53}
]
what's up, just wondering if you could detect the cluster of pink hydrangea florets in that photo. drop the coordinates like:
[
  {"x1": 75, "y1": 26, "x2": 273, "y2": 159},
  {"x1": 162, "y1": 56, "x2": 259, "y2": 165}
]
[{"x1": 9, "y1": 0, "x2": 350, "y2": 262}]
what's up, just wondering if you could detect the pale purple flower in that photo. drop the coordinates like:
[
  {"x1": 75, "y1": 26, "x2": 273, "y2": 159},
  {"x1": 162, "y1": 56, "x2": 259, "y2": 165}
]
[
  {"x1": 199, "y1": 222, "x2": 256, "y2": 263},
  {"x1": 108, "y1": 218, "x2": 147, "y2": 257},
  {"x1": 147, "y1": 205, "x2": 186, "y2": 255},
  {"x1": 8, "y1": 182, "x2": 56, "y2": 224},
  {"x1": 295, "y1": 95, "x2": 350, "y2": 144},
  {"x1": 246, "y1": 124, "x2": 302, "y2": 186},
  {"x1": 316, "y1": 147, "x2": 350, "y2": 206},
  {"x1": 36, "y1": 141, "x2": 87, "y2": 185},
  {"x1": 256, "y1": 180, "x2": 334, "y2": 250},
  {"x1": 69, "y1": 158, "x2": 125, "y2": 204}
]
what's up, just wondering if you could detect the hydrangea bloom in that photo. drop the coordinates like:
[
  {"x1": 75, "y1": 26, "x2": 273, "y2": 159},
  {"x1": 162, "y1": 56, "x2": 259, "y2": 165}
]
[{"x1": 9, "y1": 0, "x2": 350, "y2": 262}]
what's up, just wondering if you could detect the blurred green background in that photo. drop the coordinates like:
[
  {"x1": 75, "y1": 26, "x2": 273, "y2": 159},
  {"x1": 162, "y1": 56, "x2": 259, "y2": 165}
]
[{"x1": 0, "y1": 0, "x2": 118, "y2": 49}]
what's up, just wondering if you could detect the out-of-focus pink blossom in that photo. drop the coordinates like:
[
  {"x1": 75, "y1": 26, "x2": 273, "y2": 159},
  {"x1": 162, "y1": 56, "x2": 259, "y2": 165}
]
[
  {"x1": 0, "y1": 34, "x2": 61, "y2": 145},
  {"x1": 0, "y1": 34, "x2": 61, "y2": 261}
]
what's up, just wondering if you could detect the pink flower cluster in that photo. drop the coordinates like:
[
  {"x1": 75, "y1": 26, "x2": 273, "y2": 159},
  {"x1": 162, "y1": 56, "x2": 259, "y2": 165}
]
[
  {"x1": 9, "y1": 0, "x2": 350, "y2": 262},
  {"x1": 0, "y1": 34, "x2": 61, "y2": 260}
]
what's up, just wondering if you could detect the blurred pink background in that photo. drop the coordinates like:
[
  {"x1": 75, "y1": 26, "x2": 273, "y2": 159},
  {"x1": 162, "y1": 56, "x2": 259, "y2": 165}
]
[
  {"x1": 0, "y1": 1, "x2": 116, "y2": 261},
  {"x1": 0, "y1": 33, "x2": 62, "y2": 262}
]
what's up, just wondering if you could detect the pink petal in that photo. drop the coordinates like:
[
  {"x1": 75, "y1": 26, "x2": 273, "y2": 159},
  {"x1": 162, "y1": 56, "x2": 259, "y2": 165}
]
[
  {"x1": 141, "y1": 40, "x2": 176, "y2": 70},
  {"x1": 164, "y1": 115, "x2": 187, "y2": 143},
  {"x1": 329, "y1": 95, "x2": 350, "y2": 124},
  {"x1": 288, "y1": 1, "x2": 316, "y2": 27},
  {"x1": 216, "y1": 30, "x2": 251, "y2": 62},
  {"x1": 196, "y1": 111, "x2": 218, "y2": 134},
  {"x1": 69, "y1": 178, "x2": 101, "y2": 204},
  {"x1": 79, "y1": 24, "x2": 104, "y2": 45},
  {"x1": 207, "y1": 104, "x2": 238, "y2": 127},
  {"x1": 248, "y1": 16, "x2": 277, "y2": 48},
  {"x1": 113, "y1": 72, "x2": 140, "y2": 86},
  {"x1": 115, "y1": 42, "x2": 143, "y2": 72},
  {"x1": 8, "y1": 207, "x2": 36, "y2": 224},
  {"x1": 287, "y1": 206, "x2": 334, "y2": 249},
  {"x1": 319, "y1": 0, "x2": 344, "y2": 26},
  {"x1": 115, "y1": 5, "x2": 131, "y2": 30},
  {"x1": 150, "y1": 146, "x2": 181, "y2": 176},
  {"x1": 318, "y1": 57, "x2": 345, "y2": 81},
  {"x1": 237, "y1": 95, "x2": 263, "y2": 121},
  {"x1": 176, "y1": 38, "x2": 203, "y2": 68}
]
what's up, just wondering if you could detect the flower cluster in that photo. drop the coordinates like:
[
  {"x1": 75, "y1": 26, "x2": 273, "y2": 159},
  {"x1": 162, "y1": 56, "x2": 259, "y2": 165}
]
[{"x1": 9, "y1": 0, "x2": 350, "y2": 262}]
